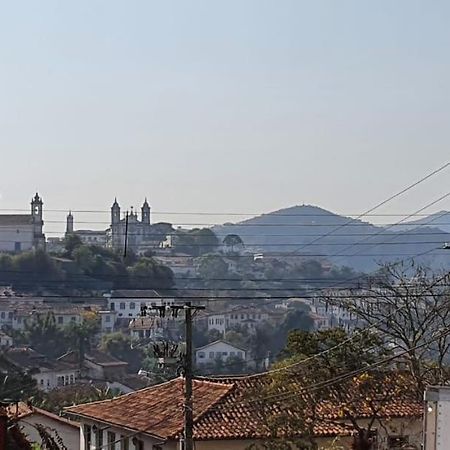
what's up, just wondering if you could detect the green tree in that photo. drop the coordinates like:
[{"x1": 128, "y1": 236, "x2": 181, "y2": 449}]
[
  {"x1": 255, "y1": 328, "x2": 408, "y2": 450},
  {"x1": 128, "y1": 258, "x2": 174, "y2": 289},
  {"x1": 20, "y1": 313, "x2": 67, "y2": 358},
  {"x1": 197, "y1": 255, "x2": 229, "y2": 286},
  {"x1": 63, "y1": 234, "x2": 83, "y2": 258},
  {"x1": 100, "y1": 332, "x2": 144, "y2": 372},
  {"x1": 223, "y1": 234, "x2": 244, "y2": 253}
]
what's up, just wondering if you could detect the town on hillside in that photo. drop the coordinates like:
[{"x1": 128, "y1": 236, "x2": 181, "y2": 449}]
[
  {"x1": 2, "y1": 2, "x2": 450, "y2": 448},
  {"x1": 0, "y1": 192, "x2": 449, "y2": 449}
]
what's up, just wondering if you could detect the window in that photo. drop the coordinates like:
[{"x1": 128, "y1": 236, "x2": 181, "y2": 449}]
[
  {"x1": 84, "y1": 425, "x2": 92, "y2": 448},
  {"x1": 8, "y1": 312, "x2": 12, "y2": 319},
  {"x1": 230, "y1": 351, "x2": 235, "y2": 356},
  {"x1": 120, "y1": 302, "x2": 126, "y2": 310},
  {"x1": 222, "y1": 352, "x2": 228, "y2": 356},
  {"x1": 95, "y1": 428, "x2": 103, "y2": 449},
  {"x1": 110, "y1": 302, "x2": 115, "y2": 310},
  {"x1": 0, "y1": 312, "x2": 4, "y2": 319},
  {"x1": 198, "y1": 352, "x2": 205, "y2": 359},
  {"x1": 70, "y1": 374, "x2": 74, "y2": 384},
  {"x1": 209, "y1": 352, "x2": 214, "y2": 359},
  {"x1": 71, "y1": 316, "x2": 76, "y2": 322},
  {"x1": 237, "y1": 351, "x2": 243, "y2": 359},
  {"x1": 130, "y1": 302, "x2": 136, "y2": 310},
  {"x1": 120, "y1": 436, "x2": 129, "y2": 450},
  {"x1": 216, "y1": 352, "x2": 222, "y2": 358},
  {"x1": 132, "y1": 437, "x2": 144, "y2": 450},
  {"x1": 241, "y1": 314, "x2": 244, "y2": 319},
  {"x1": 40, "y1": 379, "x2": 44, "y2": 386},
  {"x1": 107, "y1": 431, "x2": 116, "y2": 450},
  {"x1": 14, "y1": 242, "x2": 21, "y2": 252},
  {"x1": 105, "y1": 315, "x2": 111, "y2": 323},
  {"x1": 58, "y1": 316, "x2": 64, "y2": 324}
]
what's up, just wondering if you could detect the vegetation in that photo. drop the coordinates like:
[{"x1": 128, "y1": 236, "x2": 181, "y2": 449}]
[{"x1": 173, "y1": 228, "x2": 219, "y2": 256}]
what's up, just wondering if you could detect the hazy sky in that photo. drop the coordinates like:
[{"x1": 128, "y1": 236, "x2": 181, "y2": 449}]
[{"x1": 1, "y1": 1, "x2": 449, "y2": 235}]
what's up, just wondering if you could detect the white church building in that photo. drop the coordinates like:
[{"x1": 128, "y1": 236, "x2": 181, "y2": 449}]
[{"x1": 0, "y1": 193, "x2": 45, "y2": 252}]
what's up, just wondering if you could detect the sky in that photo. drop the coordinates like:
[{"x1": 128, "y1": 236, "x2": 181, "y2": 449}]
[{"x1": 0, "y1": 1, "x2": 449, "y2": 235}]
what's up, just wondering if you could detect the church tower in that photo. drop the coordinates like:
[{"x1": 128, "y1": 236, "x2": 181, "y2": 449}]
[
  {"x1": 31, "y1": 193, "x2": 45, "y2": 249},
  {"x1": 141, "y1": 198, "x2": 151, "y2": 225},
  {"x1": 111, "y1": 198, "x2": 120, "y2": 225},
  {"x1": 111, "y1": 198, "x2": 121, "y2": 249},
  {"x1": 66, "y1": 211, "x2": 74, "y2": 235}
]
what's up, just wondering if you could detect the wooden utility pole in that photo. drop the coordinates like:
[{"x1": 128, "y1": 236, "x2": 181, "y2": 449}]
[
  {"x1": 139, "y1": 301, "x2": 204, "y2": 450},
  {"x1": 184, "y1": 302, "x2": 195, "y2": 450}
]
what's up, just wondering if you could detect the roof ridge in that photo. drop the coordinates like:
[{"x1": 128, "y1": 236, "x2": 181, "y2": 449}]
[
  {"x1": 64, "y1": 376, "x2": 184, "y2": 412},
  {"x1": 167, "y1": 380, "x2": 236, "y2": 440}
]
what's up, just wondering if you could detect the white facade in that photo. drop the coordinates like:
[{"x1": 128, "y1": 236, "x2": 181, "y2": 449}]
[
  {"x1": 106, "y1": 291, "x2": 174, "y2": 319},
  {"x1": 79, "y1": 420, "x2": 163, "y2": 450},
  {"x1": 207, "y1": 309, "x2": 269, "y2": 335},
  {"x1": 34, "y1": 367, "x2": 78, "y2": 392},
  {"x1": 99, "y1": 310, "x2": 117, "y2": 334},
  {"x1": 16, "y1": 407, "x2": 80, "y2": 450},
  {"x1": 0, "y1": 223, "x2": 34, "y2": 252},
  {"x1": 0, "y1": 194, "x2": 45, "y2": 252},
  {"x1": 196, "y1": 340, "x2": 246, "y2": 366}
]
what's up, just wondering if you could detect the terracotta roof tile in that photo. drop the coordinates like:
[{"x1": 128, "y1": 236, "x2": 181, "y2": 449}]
[
  {"x1": 66, "y1": 378, "x2": 234, "y2": 439},
  {"x1": 66, "y1": 373, "x2": 422, "y2": 441}
]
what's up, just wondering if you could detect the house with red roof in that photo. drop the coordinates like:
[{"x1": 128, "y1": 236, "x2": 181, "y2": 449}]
[{"x1": 66, "y1": 374, "x2": 423, "y2": 450}]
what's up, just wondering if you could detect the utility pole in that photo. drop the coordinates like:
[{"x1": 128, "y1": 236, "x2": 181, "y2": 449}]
[
  {"x1": 184, "y1": 301, "x2": 194, "y2": 450},
  {"x1": 140, "y1": 301, "x2": 205, "y2": 450}
]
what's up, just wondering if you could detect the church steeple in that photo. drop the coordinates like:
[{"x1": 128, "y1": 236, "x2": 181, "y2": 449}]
[
  {"x1": 66, "y1": 211, "x2": 74, "y2": 234},
  {"x1": 141, "y1": 198, "x2": 150, "y2": 225},
  {"x1": 111, "y1": 198, "x2": 120, "y2": 225}
]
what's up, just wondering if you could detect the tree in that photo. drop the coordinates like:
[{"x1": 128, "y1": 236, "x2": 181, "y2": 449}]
[
  {"x1": 197, "y1": 255, "x2": 229, "y2": 286},
  {"x1": 63, "y1": 234, "x2": 83, "y2": 258},
  {"x1": 128, "y1": 258, "x2": 174, "y2": 289},
  {"x1": 20, "y1": 313, "x2": 67, "y2": 359},
  {"x1": 173, "y1": 228, "x2": 219, "y2": 256},
  {"x1": 255, "y1": 328, "x2": 411, "y2": 449},
  {"x1": 64, "y1": 311, "x2": 100, "y2": 369},
  {"x1": 100, "y1": 333, "x2": 144, "y2": 372},
  {"x1": 327, "y1": 263, "x2": 450, "y2": 395},
  {"x1": 223, "y1": 234, "x2": 244, "y2": 253}
]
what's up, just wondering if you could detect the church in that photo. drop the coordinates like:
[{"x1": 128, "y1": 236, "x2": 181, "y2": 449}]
[
  {"x1": 0, "y1": 193, "x2": 46, "y2": 252},
  {"x1": 67, "y1": 198, "x2": 156, "y2": 253}
]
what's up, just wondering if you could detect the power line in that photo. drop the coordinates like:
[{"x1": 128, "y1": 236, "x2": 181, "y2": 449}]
[{"x1": 285, "y1": 161, "x2": 450, "y2": 256}]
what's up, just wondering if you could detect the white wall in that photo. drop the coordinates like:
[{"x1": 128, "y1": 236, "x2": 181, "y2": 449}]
[
  {"x1": 196, "y1": 341, "x2": 245, "y2": 365},
  {"x1": 33, "y1": 369, "x2": 77, "y2": 392},
  {"x1": 20, "y1": 413, "x2": 80, "y2": 450},
  {"x1": 109, "y1": 298, "x2": 174, "y2": 319},
  {"x1": 0, "y1": 224, "x2": 34, "y2": 252}
]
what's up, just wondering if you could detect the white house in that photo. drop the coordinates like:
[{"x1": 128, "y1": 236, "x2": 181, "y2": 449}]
[
  {"x1": 5, "y1": 347, "x2": 78, "y2": 392},
  {"x1": 99, "y1": 310, "x2": 118, "y2": 334},
  {"x1": 207, "y1": 308, "x2": 270, "y2": 335},
  {"x1": 105, "y1": 290, "x2": 174, "y2": 319},
  {"x1": 8, "y1": 402, "x2": 80, "y2": 450},
  {"x1": 195, "y1": 340, "x2": 246, "y2": 366}
]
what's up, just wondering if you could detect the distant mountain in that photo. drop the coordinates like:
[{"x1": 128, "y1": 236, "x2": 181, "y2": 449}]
[
  {"x1": 214, "y1": 205, "x2": 450, "y2": 272},
  {"x1": 389, "y1": 211, "x2": 450, "y2": 234}
]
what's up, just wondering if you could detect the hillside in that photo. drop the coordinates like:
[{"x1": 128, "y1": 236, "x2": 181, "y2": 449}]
[{"x1": 214, "y1": 205, "x2": 450, "y2": 272}]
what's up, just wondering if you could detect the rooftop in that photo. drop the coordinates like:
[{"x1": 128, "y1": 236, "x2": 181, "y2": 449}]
[
  {"x1": 7, "y1": 402, "x2": 80, "y2": 429},
  {"x1": 66, "y1": 372, "x2": 422, "y2": 441},
  {"x1": 0, "y1": 215, "x2": 32, "y2": 226}
]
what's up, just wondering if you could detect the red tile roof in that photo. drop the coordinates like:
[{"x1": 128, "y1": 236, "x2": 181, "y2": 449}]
[
  {"x1": 66, "y1": 373, "x2": 422, "y2": 441},
  {"x1": 7, "y1": 402, "x2": 79, "y2": 428},
  {"x1": 66, "y1": 378, "x2": 234, "y2": 439}
]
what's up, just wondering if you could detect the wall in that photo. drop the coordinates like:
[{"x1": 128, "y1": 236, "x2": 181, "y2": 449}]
[
  {"x1": 20, "y1": 413, "x2": 80, "y2": 450},
  {"x1": 0, "y1": 224, "x2": 34, "y2": 252},
  {"x1": 196, "y1": 341, "x2": 245, "y2": 365},
  {"x1": 33, "y1": 369, "x2": 77, "y2": 392}
]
